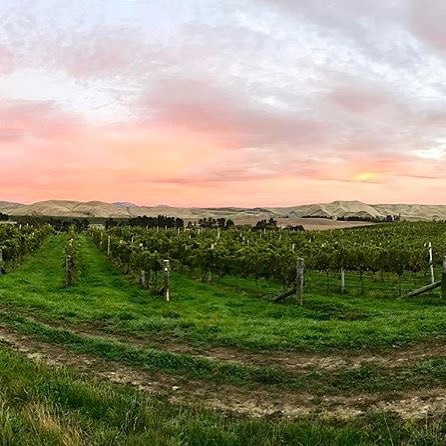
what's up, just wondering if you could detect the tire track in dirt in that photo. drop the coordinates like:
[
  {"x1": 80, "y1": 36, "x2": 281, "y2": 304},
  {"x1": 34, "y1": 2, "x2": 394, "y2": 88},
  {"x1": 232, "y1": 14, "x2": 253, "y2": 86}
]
[
  {"x1": 0, "y1": 324, "x2": 445, "y2": 420},
  {"x1": 1, "y1": 303, "x2": 446, "y2": 373}
]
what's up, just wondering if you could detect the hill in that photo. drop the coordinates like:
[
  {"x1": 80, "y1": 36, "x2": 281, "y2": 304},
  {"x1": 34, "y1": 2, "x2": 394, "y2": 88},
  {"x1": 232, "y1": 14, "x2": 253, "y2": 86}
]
[{"x1": 1, "y1": 200, "x2": 446, "y2": 224}]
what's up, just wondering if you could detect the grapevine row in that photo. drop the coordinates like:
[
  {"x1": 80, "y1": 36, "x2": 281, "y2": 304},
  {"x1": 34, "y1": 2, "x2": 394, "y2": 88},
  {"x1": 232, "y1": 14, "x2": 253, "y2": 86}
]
[
  {"x1": 91, "y1": 222, "x2": 446, "y2": 290},
  {"x1": 0, "y1": 224, "x2": 53, "y2": 272}
]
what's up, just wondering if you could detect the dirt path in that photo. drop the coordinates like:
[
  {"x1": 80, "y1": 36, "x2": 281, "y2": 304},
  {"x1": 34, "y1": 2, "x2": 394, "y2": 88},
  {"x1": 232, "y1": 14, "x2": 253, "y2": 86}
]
[
  {"x1": 0, "y1": 323, "x2": 445, "y2": 420},
  {"x1": 2, "y1": 303, "x2": 446, "y2": 374}
]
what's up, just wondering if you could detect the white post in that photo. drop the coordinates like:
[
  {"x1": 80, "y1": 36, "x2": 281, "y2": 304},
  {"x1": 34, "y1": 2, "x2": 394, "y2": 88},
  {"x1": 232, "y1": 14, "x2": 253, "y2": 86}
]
[
  {"x1": 341, "y1": 267, "x2": 345, "y2": 294},
  {"x1": 429, "y1": 242, "x2": 435, "y2": 284},
  {"x1": 163, "y1": 260, "x2": 170, "y2": 302},
  {"x1": 107, "y1": 236, "x2": 111, "y2": 256}
]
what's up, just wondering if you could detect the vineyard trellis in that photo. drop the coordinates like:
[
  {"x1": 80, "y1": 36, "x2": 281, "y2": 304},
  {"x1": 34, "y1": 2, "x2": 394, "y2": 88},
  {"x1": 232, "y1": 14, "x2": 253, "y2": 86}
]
[
  {"x1": 91, "y1": 222, "x2": 446, "y2": 299},
  {"x1": 0, "y1": 224, "x2": 52, "y2": 272},
  {"x1": 64, "y1": 228, "x2": 79, "y2": 286}
]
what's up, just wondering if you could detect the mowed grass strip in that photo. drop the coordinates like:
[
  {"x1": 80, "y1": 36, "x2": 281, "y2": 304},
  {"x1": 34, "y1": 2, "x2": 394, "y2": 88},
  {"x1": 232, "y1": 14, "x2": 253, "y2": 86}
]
[
  {"x1": 3, "y1": 310, "x2": 446, "y2": 397},
  {"x1": 1, "y1": 234, "x2": 446, "y2": 354}
]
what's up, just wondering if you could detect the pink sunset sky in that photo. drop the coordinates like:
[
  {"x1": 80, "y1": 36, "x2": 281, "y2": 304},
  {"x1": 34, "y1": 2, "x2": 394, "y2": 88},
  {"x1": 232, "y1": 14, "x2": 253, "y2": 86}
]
[{"x1": 1, "y1": 0, "x2": 446, "y2": 207}]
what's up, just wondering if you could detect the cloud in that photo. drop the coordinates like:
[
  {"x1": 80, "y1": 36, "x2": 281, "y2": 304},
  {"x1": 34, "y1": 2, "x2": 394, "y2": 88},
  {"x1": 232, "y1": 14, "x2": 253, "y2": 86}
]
[
  {"x1": 0, "y1": 99, "x2": 84, "y2": 142},
  {"x1": 408, "y1": 0, "x2": 446, "y2": 53},
  {"x1": 0, "y1": 0, "x2": 445, "y2": 205},
  {"x1": 139, "y1": 77, "x2": 327, "y2": 150}
]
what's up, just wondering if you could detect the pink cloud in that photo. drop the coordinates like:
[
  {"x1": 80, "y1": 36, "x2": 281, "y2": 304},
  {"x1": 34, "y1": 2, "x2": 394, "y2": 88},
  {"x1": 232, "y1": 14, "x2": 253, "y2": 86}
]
[
  {"x1": 140, "y1": 78, "x2": 328, "y2": 149},
  {"x1": 0, "y1": 99, "x2": 84, "y2": 142}
]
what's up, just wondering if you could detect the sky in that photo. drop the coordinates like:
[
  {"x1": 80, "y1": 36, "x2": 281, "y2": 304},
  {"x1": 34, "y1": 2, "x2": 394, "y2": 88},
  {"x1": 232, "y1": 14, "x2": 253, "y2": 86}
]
[{"x1": 0, "y1": 0, "x2": 446, "y2": 207}]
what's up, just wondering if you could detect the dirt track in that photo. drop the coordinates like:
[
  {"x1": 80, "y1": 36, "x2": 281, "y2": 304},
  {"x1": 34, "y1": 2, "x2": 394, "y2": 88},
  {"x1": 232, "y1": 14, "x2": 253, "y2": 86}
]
[{"x1": 1, "y1": 322, "x2": 446, "y2": 420}]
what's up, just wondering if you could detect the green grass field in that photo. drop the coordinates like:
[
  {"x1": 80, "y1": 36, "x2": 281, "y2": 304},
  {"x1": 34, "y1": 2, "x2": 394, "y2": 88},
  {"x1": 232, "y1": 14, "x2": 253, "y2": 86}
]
[{"x1": 1, "y1": 234, "x2": 446, "y2": 444}]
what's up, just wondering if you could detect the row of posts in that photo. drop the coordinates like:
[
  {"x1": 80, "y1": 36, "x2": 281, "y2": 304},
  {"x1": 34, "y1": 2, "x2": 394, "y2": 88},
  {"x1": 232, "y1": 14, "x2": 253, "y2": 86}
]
[{"x1": 296, "y1": 254, "x2": 446, "y2": 302}]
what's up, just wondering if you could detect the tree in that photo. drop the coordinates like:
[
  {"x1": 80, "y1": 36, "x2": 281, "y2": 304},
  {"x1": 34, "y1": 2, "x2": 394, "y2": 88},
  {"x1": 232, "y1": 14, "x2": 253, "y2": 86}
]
[{"x1": 105, "y1": 218, "x2": 118, "y2": 230}]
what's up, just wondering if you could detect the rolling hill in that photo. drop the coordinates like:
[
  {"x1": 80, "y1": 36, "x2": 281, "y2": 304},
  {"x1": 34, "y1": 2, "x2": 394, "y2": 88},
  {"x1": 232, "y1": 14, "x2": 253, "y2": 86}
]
[{"x1": 1, "y1": 199, "x2": 446, "y2": 223}]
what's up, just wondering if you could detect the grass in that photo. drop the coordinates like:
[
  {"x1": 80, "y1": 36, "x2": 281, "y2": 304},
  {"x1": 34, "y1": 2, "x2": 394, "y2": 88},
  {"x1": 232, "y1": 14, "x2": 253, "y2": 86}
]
[
  {"x1": 4, "y1": 308, "x2": 446, "y2": 396},
  {"x1": 0, "y1": 343, "x2": 446, "y2": 445},
  {"x1": 0, "y1": 234, "x2": 446, "y2": 354}
]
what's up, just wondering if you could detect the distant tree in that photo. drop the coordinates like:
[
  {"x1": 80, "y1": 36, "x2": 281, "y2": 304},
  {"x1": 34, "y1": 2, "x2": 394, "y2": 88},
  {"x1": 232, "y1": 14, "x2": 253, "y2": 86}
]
[
  {"x1": 127, "y1": 215, "x2": 184, "y2": 229},
  {"x1": 73, "y1": 218, "x2": 90, "y2": 231},
  {"x1": 252, "y1": 218, "x2": 278, "y2": 231},
  {"x1": 15, "y1": 216, "x2": 41, "y2": 227},
  {"x1": 0, "y1": 212, "x2": 8, "y2": 221},
  {"x1": 105, "y1": 218, "x2": 118, "y2": 230},
  {"x1": 284, "y1": 225, "x2": 305, "y2": 232},
  {"x1": 225, "y1": 219, "x2": 235, "y2": 229}
]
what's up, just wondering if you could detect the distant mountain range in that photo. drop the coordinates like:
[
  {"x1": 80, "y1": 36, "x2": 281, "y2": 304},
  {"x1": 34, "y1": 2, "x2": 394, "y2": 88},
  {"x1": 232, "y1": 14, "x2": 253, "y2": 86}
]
[{"x1": 1, "y1": 200, "x2": 446, "y2": 223}]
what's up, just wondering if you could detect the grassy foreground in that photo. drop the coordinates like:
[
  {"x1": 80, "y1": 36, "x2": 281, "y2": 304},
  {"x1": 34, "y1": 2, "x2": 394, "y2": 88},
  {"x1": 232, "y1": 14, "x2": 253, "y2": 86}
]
[{"x1": 0, "y1": 344, "x2": 444, "y2": 446}]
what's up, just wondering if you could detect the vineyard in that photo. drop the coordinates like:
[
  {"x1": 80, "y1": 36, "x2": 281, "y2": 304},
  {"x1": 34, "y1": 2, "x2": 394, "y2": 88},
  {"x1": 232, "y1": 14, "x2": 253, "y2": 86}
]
[
  {"x1": 1, "y1": 222, "x2": 446, "y2": 444},
  {"x1": 92, "y1": 222, "x2": 446, "y2": 298}
]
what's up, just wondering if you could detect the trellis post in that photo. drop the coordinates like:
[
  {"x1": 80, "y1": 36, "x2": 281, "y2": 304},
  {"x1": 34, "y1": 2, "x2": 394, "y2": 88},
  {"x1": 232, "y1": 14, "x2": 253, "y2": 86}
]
[
  {"x1": 428, "y1": 242, "x2": 435, "y2": 284},
  {"x1": 65, "y1": 255, "x2": 73, "y2": 286},
  {"x1": 139, "y1": 270, "x2": 146, "y2": 288},
  {"x1": 296, "y1": 258, "x2": 304, "y2": 305},
  {"x1": 341, "y1": 267, "x2": 346, "y2": 294},
  {"x1": 163, "y1": 260, "x2": 171, "y2": 302}
]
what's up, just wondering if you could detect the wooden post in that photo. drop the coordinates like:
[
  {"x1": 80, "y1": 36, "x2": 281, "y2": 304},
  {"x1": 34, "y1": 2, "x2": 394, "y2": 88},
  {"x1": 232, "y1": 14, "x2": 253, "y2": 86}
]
[
  {"x1": 163, "y1": 260, "x2": 171, "y2": 302},
  {"x1": 140, "y1": 270, "x2": 147, "y2": 288},
  {"x1": 296, "y1": 258, "x2": 304, "y2": 305},
  {"x1": 341, "y1": 267, "x2": 345, "y2": 294},
  {"x1": 65, "y1": 255, "x2": 73, "y2": 286},
  {"x1": 107, "y1": 236, "x2": 111, "y2": 256},
  {"x1": 442, "y1": 257, "x2": 446, "y2": 300},
  {"x1": 429, "y1": 242, "x2": 435, "y2": 284}
]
